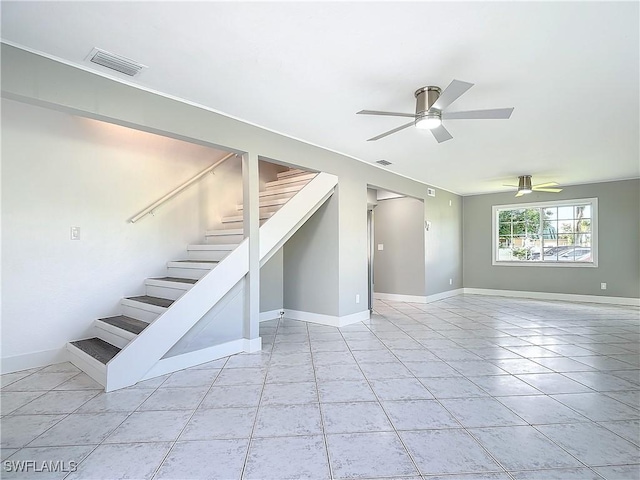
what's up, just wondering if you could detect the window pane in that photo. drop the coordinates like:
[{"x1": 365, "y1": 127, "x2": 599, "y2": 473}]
[
  {"x1": 543, "y1": 207, "x2": 557, "y2": 220},
  {"x1": 558, "y1": 206, "x2": 573, "y2": 220},
  {"x1": 575, "y1": 205, "x2": 591, "y2": 218},
  {"x1": 558, "y1": 220, "x2": 574, "y2": 234},
  {"x1": 543, "y1": 220, "x2": 557, "y2": 239},
  {"x1": 576, "y1": 233, "x2": 591, "y2": 247},
  {"x1": 576, "y1": 219, "x2": 591, "y2": 233}
]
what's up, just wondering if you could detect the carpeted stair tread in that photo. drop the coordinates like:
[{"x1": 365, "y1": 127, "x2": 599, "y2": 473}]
[
  {"x1": 151, "y1": 277, "x2": 198, "y2": 285},
  {"x1": 126, "y1": 295, "x2": 174, "y2": 308},
  {"x1": 98, "y1": 315, "x2": 148, "y2": 335},
  {"x1": 70, "y1": 338, "x2": 121, "y2": 364}
]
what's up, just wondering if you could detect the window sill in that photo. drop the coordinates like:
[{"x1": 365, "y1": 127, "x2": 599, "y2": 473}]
[{"x1": 492, "y1": 261, "x2": 598, "y2": 268}]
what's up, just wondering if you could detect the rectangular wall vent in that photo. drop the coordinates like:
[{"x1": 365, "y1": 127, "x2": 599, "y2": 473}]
[
  {"x1": 376, "y1": 160, "x2": 392, "y2": 166},
  {"x1": 87, "y1": 48, "x2": 147, "y2": 77},
  {"x1": 427, "y1": 188, "x2": 436, "y2": 197}
]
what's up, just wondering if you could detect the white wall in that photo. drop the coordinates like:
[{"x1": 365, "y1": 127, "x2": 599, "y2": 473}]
[{"x1": 1, "y1": 99, "x2": 230, "y2": 368}]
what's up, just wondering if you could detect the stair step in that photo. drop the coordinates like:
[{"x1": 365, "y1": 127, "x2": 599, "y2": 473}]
[
  {"x1": 266, "y1": 172, "x2": 316, "y2": 188},
  {"x1": 222, "y1": 212, "x2": 273, "y2": 223},
  {"x1": 69, "y1": 338, "x2": 121, "y2": 365},
  {"x1": 187, "y1": 244, "x2": 236, "y2": 261},
  {"x1": 126, "y1": 295, "x2": 174, "y2": 309},
  {"x1": 97, "y1": 315, "x2": 148, "y2": 335},
  {"x1": 276, "y1": 169, "x2": 307, "y2": 179},
  {"x1": 151, "y1": 276, "x2": 198, "y2": 284},
  {"x1": 205, "y1": 229, "x2": 243, "y2": 237},
  {"x1": 237, "y1": 196, "x2": 291, "y2": 211},
  {"x1": 259, "y1": 184, "x2": 306, "y2": 199}
]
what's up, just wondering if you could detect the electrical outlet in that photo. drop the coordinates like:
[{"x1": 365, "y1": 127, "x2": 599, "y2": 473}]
[
  {"x1": 377, "y1": 244, "x2": 384, "y2": 251},
  {"x1": 356, "y1": 294, "x2": 360, "y2": 304},
  {"x1": 600, "y1": 283, "x2": 607, "y2": 290},
  {"x1": 70, "y1": 226, "x2": 81, "y2": 240}
]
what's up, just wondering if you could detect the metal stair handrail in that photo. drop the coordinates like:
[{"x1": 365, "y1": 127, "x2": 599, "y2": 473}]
[{"x1": 129, "y1": 152, "x2": 237, "y2": 223}]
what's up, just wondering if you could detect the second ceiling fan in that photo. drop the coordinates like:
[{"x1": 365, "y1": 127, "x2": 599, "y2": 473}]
[{"x1": 357, "y1": 79, "x2": 514, "y2": 143}]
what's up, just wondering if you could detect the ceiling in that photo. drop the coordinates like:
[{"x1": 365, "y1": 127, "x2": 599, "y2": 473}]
[{"x1": 1, "y1": 1, "x2": 638, "y2": 195}]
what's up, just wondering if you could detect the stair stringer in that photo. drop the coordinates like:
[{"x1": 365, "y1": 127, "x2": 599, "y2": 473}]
[
  {"x1": 105, "y1": 240, "x2": 249, "y2": 391},
  {"x1": 104, "y1": 171, "x2": 338, "y2": 391},
  {"x1": 260, "y1": 172, "x2": 338, "y2": 266}
]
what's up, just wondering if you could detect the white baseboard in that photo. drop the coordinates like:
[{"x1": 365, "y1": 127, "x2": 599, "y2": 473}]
[
  {"x1": 463, "y1": 288, "x2": 640, "y2": 306},
  {"x1": 374, "y1": 289, "x2": 464, "y2": 304},
  {"x1": 374, "y1": 292, "x2": 427, "y2": 303},
  {"x1": 243, "y1": 337, "x2": 262, "y2": 352},
  {"x1": 260, "y1": 309, "x2": 282, "y2": 322},
  {"x1": 285, "y1": 309, "x2": 370, "y2": 327},
  {"x1": 1, "y1": 348, "x2": 68, "y2": 374}
]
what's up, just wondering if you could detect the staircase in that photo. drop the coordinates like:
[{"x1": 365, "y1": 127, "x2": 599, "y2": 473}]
[{"x1": 66, "y1": 168, "x2": 336, "y2": 391}]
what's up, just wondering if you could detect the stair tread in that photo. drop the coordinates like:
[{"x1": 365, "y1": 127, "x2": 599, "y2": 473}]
[
  {"x1": 150, "y1": 276, "x2": 198, "y2": 284},
  {"x1": 126, "y1": 295, "x2": 174, "y2": 308},
  {"x1": 70, "y1": 338, "x2": 121, "y2": 364},
  {"x1": 172, "y1": 260, "x2": 219, "y2": 264},
  {"x1": 97, "y1": 315, "x2": 149, "y2": 335}
]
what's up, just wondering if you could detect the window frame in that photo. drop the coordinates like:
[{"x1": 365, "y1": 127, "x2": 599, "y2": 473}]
[{"x1": 491, "y1": 197, "x2": 598, "y2": 268}]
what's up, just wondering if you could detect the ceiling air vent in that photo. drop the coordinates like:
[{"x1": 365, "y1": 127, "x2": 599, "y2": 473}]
[
  {"x1": 376, "y1": 160, "x2": 392, "y2": 166},
  {"x1": 87, "y1": 48, "x2": 147, "y2": 77}
]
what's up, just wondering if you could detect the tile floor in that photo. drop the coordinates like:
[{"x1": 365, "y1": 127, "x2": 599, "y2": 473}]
[{"x1": 1, "y1": 295, "x2": 639, "y2": 479}]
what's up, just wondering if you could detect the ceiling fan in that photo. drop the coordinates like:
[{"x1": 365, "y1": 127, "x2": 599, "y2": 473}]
[
  {"x1": 357, "y1": 79, "x2": 514, "y2": 143},
  {"x1": 505, "y1": 175, "x2": 563, "y2": 197}
]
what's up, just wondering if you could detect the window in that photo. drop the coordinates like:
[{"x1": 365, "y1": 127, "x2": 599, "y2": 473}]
[{"x1": 492, "y1": 198, "x2": 597, "y2": 267}]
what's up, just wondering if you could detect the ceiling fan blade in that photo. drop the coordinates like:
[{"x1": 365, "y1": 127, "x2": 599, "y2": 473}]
[
  {"x1": 533, "y1": 187, "x2": 563, "y2": 193},
  {"x1": 431, "y1": 80, "x2": 474, "y2": 111},
  {"x1": 532, "y1": 182, "x2": 559, "y2": 188},
  {"x1": 515, "y1": 191, "x2": 526, "y2": 197},
  {"x1": 367, "y1": 120, "x2": 415, "y2": 141},
  {"x1": 430, "y1": 125, "x2": 453, "y2": 143},
  {"x1": 357, "y1": 110, "x2": 416, "y2": 118},
  {"x1": 442, "y1": 108, "x2": 514, "y2": 120},
  {"x1": 503, "y1": 184, "x2": 518, "y2": 187}
]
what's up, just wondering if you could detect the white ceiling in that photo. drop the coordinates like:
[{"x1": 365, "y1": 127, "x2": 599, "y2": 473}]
[{"x1": 2, "y1": 1, "x2": 638, "y2": 195}]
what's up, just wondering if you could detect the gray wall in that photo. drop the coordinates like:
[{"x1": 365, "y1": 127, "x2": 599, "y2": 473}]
[
  {"x1": 373, "y1": 196, "x2": 425, "y2": 296},
  {"x1": 463, "y1": 179, "x2": 640, "y2": 298},
  {"x1": 1, "y1": 44, "x2": 463, "y2": 323},
  {"x1": 260, "y1": 248, "x2": 284, "y2": 313},
  {"x1": 283, "y1": 195, "x2": 339, "y2": 316}
]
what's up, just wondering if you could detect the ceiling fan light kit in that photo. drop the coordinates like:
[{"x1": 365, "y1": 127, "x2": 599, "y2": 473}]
[{"x1": 357, "y1": 79, "x2": 514, "y2": 143}]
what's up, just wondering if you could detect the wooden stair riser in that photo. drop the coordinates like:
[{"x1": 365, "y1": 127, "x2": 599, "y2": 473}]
[
  {"x1": 276, "y1": 168, "x2": 306, "y2": 179},
  {"x1": 94, "y1": 322, "x2": 135, "y2": 349},
  {"x1": 265, "y1": 173, "x2": 316, "y2": 189},
  {"x1": 144, "y1": 281, "x2": 192, "y2": 301},
  {"x1": 186, "y1": 245, "x2": 235, "y2": 261},
  {"x1": 66, "y1": 342, "x2": 109, "y2": 387},
  {"x1": 120, "y1": 299, "x2": 165, "y2": 322}
]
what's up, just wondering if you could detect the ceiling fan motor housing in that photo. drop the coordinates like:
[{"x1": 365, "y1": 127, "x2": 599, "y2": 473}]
[
  {"x1": 518, "y1": 175, "x2": 533, "y2": 192},
  {"x1": 414, "y1": 86, "x2": 441, "y2": 115}
]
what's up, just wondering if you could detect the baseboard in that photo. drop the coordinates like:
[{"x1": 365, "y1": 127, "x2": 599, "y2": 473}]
[
  {"x1": 1, "y1": 347, "x2": 68, "y2": 374},
  {"x1": 285, "y1": 309, "x2": 370, "y2": 327},
  {"x1": 463, "y1": 288, "x2": 640, "y2": 306},
  {"x1": 243, "y1": 337, "x2": 262, "y2": 353},
  {"x1": 374, "y1": 292, "x2": 427, "y2": 303},
  {"x1": 374, "y1": 289, "x2": 464, "y2": 304},
  {"x1": 260, "y1": 309, "x2": 282, "y2": 322}
]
